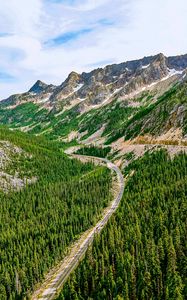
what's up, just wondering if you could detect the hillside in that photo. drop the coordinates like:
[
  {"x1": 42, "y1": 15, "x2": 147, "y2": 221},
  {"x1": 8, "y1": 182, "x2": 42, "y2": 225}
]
[
  {"x1": 0, "y1": 137, "x2": 37, "y2": 192},
  {"x1": 0, "y1": 127, "x2": 112, "y2": 299}
]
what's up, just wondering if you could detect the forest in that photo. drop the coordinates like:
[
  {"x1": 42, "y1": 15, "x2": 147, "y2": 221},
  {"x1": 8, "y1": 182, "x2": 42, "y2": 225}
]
[
  {"x1": 76, "y1": 146, "x2": 111, "y2": 158},
  {"x1": 59, "y1": 150, "x2": 187, "y2": 300},
  {"x1": 0, "y1": 127, "x2": 112, "y2": 299}
]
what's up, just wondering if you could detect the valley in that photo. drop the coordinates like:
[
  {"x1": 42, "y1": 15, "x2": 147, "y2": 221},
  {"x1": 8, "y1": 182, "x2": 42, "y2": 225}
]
[
  {"x1": 0, "y1": 53, "x2": 187, "y2": 299},
  {"x1": 31, "y1": 155, "x2": 125, "y2": 300}
]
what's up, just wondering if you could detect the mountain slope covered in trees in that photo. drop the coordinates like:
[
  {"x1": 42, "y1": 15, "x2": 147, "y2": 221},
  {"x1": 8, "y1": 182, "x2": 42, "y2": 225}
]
[
  {"x1": 0, "y1": 127, "x2": 112, "y2": 299},
  {"x1": 59, "y1": 150, "x2": 187, "y2": 300}
]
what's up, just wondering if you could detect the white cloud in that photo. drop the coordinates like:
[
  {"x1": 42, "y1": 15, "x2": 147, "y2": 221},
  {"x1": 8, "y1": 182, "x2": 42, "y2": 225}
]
[
  {"x1": 0, "y1": 0, "x2": 42, "y2": 37},
  {"x1": 0, "y1": 0, "x2": 187, "y2": 98}
]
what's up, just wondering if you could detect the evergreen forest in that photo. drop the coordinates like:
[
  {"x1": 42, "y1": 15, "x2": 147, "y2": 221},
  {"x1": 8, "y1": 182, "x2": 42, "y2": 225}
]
[
  {"x1": 59, "y1": 150, "x2": 187, "y2": 300},
  {"x1": 0, "y1": 127, "x2": 112, "y2": 299}
]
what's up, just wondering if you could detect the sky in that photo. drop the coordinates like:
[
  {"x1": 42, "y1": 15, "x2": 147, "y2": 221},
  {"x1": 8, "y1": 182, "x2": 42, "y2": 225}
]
[{"x1": 0, "y1": 0, "x2": 187, "y2": 98}]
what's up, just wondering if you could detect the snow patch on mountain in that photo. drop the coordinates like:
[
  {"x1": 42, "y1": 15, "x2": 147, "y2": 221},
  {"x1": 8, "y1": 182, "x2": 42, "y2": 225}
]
[
  {"x1": 142, "y1": 64, "x2": 150, "y2": 69},
  {"x1": 73, "y1": 83, "x2": 84, "y2": 93}
]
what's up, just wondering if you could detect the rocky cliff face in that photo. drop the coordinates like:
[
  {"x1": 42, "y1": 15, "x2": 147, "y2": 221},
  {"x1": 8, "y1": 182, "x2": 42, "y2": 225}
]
[
  {"x1": 29, "y1": 80, "x2": 50, "y2": 94},
  {"x1": 1, "y1": 53, "x2": 187, "y2": 113}
]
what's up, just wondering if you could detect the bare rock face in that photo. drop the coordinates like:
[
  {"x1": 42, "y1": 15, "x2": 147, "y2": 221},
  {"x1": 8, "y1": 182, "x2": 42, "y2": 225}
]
[
  {"x1": 118, "y1": 53, "x2": 169, "y2": 96},
  {"x1": 70, "y1": 53, "x2": 186, "y2": 106},
  {"x1": 55, "y1": 72, "x2": 82, "y2": 97},
  {"x1": 49, "y1": 71, "x2": 86, "y2": 109},
  {"x1": 168, "y1": 53, "x2": 187, "y2": 70},
  {"x1": 145, "y1": 53, "x2": 168, "y2": 80},
  {"x1": 2, "y1": 53, "x2": 187, "y2": 112},
  {"x1": 29, "y1": 80, "x2": 49, "y2": 94}
]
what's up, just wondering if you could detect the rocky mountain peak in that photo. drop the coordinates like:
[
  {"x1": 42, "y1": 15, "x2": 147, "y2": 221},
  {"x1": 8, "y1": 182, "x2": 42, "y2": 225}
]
[
  {"x1": 145, "y1": 53, "x2": 168, "y2": 79},
  {"x1": 64, "y1": 71, "x2": 81, "y2": 85},
  {"x1": 49, "y1": 71, "x2": 83, "y2": 103},
  {"x1": 29, "y1": 80, "x2": 49, "y2": 94},
  {"x1": 152, "y1": 53, "x2": 167, "y2": 68},
  {"x1": 155, "y1": 52, "x2": 165, "y2": 61},
  {"x1": 58, "y1": 71, "x2": 82, "y2": 91}
]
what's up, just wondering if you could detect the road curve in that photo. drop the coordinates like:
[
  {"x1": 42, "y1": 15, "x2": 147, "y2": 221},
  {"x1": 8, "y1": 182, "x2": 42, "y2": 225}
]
[{"x1": 31, "y1": 155, "x2": 125, "y2": 300}]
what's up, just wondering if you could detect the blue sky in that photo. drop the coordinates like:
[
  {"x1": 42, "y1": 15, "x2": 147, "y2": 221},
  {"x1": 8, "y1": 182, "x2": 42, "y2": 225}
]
[
  {"x1": 0, "y1": 0, "x2": 187, "y2": 98},
  {"x1": 46, "y1": 28, "x2": 93, "y2": 46}
]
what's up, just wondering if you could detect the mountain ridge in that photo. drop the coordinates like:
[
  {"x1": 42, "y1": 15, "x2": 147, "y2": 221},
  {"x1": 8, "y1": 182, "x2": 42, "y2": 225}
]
[
  {"x1": 2, "y1": 53, "x2": 187, "y2": 107},
  {"x1": 1, "y1": 52, "x2": 187, "y2": 152}
]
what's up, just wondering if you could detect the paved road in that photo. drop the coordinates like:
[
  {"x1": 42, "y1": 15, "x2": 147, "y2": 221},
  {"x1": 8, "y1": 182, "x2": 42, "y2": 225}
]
[{"x1": 31, "y1": 155, "x2": 125, "y2": 300}]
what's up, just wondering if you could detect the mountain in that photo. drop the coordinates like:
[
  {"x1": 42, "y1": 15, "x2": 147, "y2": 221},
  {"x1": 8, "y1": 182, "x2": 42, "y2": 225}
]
[
  {"x1": 29, "y1": 80, "x2": 50, "y2": 94},
  {"x1": 3, "y1": 53, "x2": 187, "y2": 109},
  {"x1": 0, "y1": 53, "x2": 187, "y2": 148},
  {"x1": 1, "y1": 53, "x2": 187, "y2": 299}
]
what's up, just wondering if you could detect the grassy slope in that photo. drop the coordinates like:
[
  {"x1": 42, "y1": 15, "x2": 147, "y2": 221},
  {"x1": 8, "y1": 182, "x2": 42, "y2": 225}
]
[{"x1": 0, "y1": 93, "x2": 148, "y2": 141}]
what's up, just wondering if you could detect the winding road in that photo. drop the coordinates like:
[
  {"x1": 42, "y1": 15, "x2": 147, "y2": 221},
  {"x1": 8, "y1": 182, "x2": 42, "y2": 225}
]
[{"x1": 31, "y1": 155, "x2": 125, "y2": 300}]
